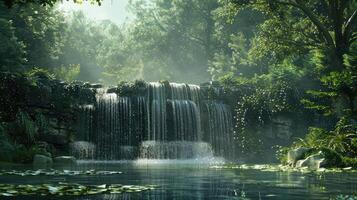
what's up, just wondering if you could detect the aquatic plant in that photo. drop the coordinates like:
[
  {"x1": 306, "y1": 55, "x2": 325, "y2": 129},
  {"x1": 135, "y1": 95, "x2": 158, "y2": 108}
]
[
  {"x1": 0, "y1": 169, "x2": 122, "y2": 176},
  {"x1": 0, "y1": 183, "x2": 155, "y2": 197}
]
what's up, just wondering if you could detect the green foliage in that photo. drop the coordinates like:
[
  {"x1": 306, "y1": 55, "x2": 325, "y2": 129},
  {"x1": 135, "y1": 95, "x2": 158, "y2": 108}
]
[
  {"x1": 286, "y1": 117, "x2": 357, "y2": 167},
  {"x1": 116, "y1": 80, "x2": 147, "y2": 96},
  {"x1": 0, "y1": 121, "x2": 47, "y2": 163},
  {"x1": 275, "y1": 145, "x2": 290, "y2": 164},
  {"x1": 25, "y1": 67, "x2": 54, "y2": 87},
  {"x1": 0, "y1": 18, "x2": 26, "y2": 71},
  {"x1": 219, "y1": 67, "x2": 304, "y2": 156},
  {"x1": 53, "y1": 64, "x2": 80, "y2": 81},
  {"x1": 26, "y1": 67, "x2": 54, "y2": 80},
  {"x1": 12, "y1": 144, "x2": 37, "y2": 163},
  {"x1": 342, "y1": 157, "x2": 357, "y2": 169},
  {"x1": 15, "y1": 111, "x2": 37, "y2": 143}
]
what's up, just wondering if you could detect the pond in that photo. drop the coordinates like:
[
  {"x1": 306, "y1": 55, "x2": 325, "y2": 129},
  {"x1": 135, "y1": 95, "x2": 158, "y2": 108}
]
[{"x1": 0, "y1": 160, "x2": 356, "y2": 200}]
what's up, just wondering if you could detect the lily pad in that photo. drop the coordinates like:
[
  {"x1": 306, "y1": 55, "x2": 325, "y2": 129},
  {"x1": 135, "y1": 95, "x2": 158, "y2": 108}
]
[
  {"x1": 0, "y1": 169, "x2": 122, "y2": 176},
  {"x1": 210, "y1": 164, "x2": 357, "y2": 173},
  {"x1": 0, "y1": 183, "x2": 156, "y2": 197}
]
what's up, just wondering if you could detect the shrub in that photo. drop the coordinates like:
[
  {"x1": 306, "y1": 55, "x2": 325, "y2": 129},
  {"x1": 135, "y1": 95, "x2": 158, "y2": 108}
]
[
  {"x1": 15, "y1": 111, "x2": 37, "y2": 144},
  {"x1": 12, "y1": 144, "x2": 50, "y2": 164},
  {"x1": 280, "y1": 117, "x2": 356, "y2": 167},
  {"x1": 342, "y1": 157, "x2": 357, "y2": 168}
]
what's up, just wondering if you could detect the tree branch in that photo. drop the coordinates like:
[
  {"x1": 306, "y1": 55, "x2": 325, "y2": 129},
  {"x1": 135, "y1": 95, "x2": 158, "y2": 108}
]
[
  {"x1": 151, "y1": 11, "x2": 168, "y2": 32},
  {"x1": 150, "y1": 11, "x2": 205, "y2": 46},
  {"x1": 289, "y1": 0, "x2": 335, "y2": 47}
]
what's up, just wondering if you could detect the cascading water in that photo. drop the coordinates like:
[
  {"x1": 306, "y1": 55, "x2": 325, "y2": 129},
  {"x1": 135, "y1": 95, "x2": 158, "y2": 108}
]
[
  {"x1": 203, "y1": 102, "x2": 234, "y2": 159},
  {"x1": 69, "y1": 141, "x2": 95, "y2": 159},
  {"x1": 95, "y1": 92, "x2": 119, "y2": 160},
  {"x1": 139, "y1": 141, "x2": 214, "y2": 159},
  {"x1": 76, "y1": 104, "x2": 94, "y2": 141},
  {"x1": 93, "y1": 92, "x2": 145, "y2": 160},
  {"x1": 75, "y1": 82, "x2": 234, "y2": 161},
  {"x1": 147, "y1": 82, "x2": 166, "y2": 141},
  {"x1": 169, "y1": 83, "x2": 201, "y2": 108},
  {"x1": 167, "y1": 100, "x2": 201, "y2": 141}
]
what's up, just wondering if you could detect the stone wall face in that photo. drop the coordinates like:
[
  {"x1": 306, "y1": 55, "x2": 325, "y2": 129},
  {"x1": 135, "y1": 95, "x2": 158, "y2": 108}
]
[{"x1": 0, "y1": 72, "x2": 97, "y2": 157}]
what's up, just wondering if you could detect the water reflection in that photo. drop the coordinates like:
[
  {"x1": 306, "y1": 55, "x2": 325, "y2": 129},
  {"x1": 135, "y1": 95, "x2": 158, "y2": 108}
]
[{"x1": 0, "y1": 161, "x2": 356, "y2": 200}]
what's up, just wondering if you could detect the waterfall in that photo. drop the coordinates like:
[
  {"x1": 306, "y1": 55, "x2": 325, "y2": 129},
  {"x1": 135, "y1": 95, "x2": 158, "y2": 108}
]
[
  {"x1": 147, "y1": 82, "x2": 166, "y2": 141},
  {"x1": 139, "y1": 141, "x2": 214, "y2": 159},
  {"x1": 76, "y1": 104, "x2": 94, "y2": 141},
  {"x1": 94, "y1": 92, "x2": 142, "y2": 160},
  {"x1": 74, "y1": 82, "x2": 234, "y2": 161},
  {"x1": 132, "y1": 96, "x2": 147, "y2": 143},
  {"x1": 95, "y1": 92, "x2": 119, "y2": 160},
  {"x1": 203, "y1": 102, "x2": 234, "y2": 158},
  {"x1": 167, "y1": 100, "x2": 201, "y2": 141}
]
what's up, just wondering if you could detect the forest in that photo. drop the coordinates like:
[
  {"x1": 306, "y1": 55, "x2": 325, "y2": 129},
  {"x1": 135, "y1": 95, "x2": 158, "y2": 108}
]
[{"x1": 0, "y1": 0, "x2": 356, "y2": 199}]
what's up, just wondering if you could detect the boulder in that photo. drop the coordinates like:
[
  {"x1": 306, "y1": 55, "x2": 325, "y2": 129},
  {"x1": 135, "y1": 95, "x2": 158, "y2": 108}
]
[
  {"x1": 287, "y1": 147, "x2": 310, "y2": 165},
  {"x1": 33, "y1": 154, "x2": 52, "y2": 167},
  {"x1": 53, "y1": 156, "x2": 77, "y2": 165},
  {"x1": 296, "y1": 152, "x2": 326, "y2": 170}
]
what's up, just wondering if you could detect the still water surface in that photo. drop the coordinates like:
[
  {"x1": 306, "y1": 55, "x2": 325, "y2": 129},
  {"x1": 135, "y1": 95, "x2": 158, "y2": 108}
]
[{"x1": 0, "y1": 160, "x2": 356, "y2": 200}]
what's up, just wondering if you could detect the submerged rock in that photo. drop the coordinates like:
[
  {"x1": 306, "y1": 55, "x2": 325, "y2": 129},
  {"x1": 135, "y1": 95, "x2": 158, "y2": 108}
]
[
  {"x1": 287, "y1": 147, "x2": 310, "y2": 165},
  {"x1": 33, "y1": 154, "x2": 53, "y2": 167},
  {"x1": 296, "y1": 152, "x2": 326, "y2": 170},
  {"x1": 53, "y1": 156, "x2": 77, "y2": 165}
]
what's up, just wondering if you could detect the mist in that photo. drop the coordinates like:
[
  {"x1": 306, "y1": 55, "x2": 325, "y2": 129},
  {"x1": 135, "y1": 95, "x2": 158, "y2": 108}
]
[{"x1": 53, "y1": 0, "x2": 234, "y2": 85}]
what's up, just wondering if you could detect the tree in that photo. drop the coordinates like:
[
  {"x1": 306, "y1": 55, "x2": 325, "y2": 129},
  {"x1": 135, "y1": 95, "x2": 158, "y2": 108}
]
[
  {"x1": 0, "y1": 3, "x2": 67, "y2": 71},
  {"x1": 126, "y1": 0, "x2": 220, "y2": 83},
  {"x1": 228, "y1": 0, "x2": 356, "y2": 71},
  {"x1": 225, "y1": 0, "x2": 357, "y2": 119},
  {"x1": 0, "y1": 17, "x2": 26, "y2": 71}
]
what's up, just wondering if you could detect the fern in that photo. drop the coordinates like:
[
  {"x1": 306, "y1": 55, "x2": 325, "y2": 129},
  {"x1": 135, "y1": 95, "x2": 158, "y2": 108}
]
[{"x1": 16, "y1": 111, "x2": 37, "y2": 142}]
